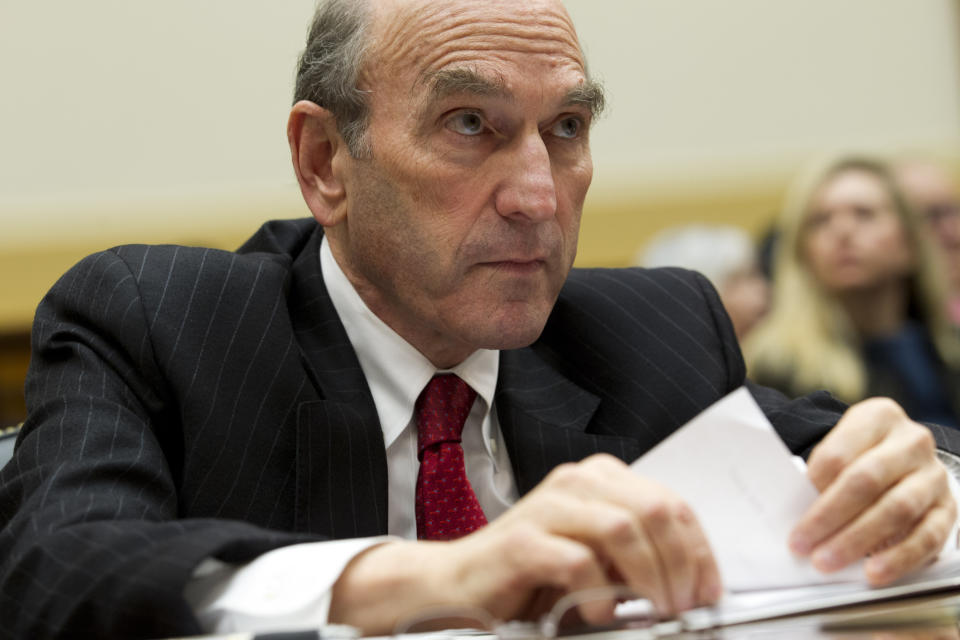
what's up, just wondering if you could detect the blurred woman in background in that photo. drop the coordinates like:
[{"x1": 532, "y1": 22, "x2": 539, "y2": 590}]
[{"x1": 745, "y1": 155, "x2": 960, "y2": 428}]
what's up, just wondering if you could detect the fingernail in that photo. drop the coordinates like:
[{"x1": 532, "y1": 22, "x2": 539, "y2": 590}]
[
  {"x1": 812, "y1": 547, "x2": 840, "y2": 571},
  {"x1": 789, "y1": 532, "x2": 811, "y2": 555},
  {"x1": 702, "y1": 578, "x2": 723, "y2": 604},
  {"x1": 654, "y1": 599, "x2": 672, "y2": 617},
  {"x1": 865, "y1": 556, "x2": 888, "y2": 583}
]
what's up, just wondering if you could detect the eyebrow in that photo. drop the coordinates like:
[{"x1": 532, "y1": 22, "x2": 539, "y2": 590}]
[
  {"x1": 422, "y1": 68, "x2": 606, "y2": 118},
  {"x1": 563, "y1": 80, "x2": 606, "y2": 118},
  {"x1": 426, "y1": 68, "x2": 512, "y2": 101}
]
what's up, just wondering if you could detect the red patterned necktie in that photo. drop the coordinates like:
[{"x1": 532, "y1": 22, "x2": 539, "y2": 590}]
[{"x1": 415, "y1": 374, "x2": 488, "y2": 540}]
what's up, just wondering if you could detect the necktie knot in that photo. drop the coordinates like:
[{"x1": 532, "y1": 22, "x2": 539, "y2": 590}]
[
  {"x1": 414, "y1": 373, "x2": 486, "y2": 540},
  {"x1": 416, "y1": 374, "x2": 477, "y2": 455}
]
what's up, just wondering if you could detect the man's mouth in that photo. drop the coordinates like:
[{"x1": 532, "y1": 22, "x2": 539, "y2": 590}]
[{"x1": 480, "y1": 259, "x2": 547, "y2": 274}]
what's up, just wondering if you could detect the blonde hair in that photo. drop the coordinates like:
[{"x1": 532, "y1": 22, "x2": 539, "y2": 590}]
[{"x1": 744, "y1": 154, "x2": 960, "y2": 402}]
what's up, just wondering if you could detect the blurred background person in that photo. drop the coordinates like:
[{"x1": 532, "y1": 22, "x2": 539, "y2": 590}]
[
  {"x1": 745, "y1": 155, "x2": 960, "y2": 428},
  {"x1": 895, "y1": 157, "x2": 960, "y2": 325},
  {"x1": 638, "y1": 224, "x2": 770, "y2": 341}
]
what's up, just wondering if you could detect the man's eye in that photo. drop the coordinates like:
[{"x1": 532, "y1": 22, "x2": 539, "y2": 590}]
[
  {"x1": 445, "y1": 112, "x2": 485, "y2": 136},
  {"x1": 551, "y1": 116, "x2": 582, "y2": 139}
]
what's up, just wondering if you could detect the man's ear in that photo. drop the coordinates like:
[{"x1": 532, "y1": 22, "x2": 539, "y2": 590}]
[{"x1": 288, "y1": 100, "x2": 349, "y2": 227}]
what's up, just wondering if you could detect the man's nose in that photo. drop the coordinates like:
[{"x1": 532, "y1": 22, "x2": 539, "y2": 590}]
[{"x1": 494, "y1": 133, "x2": 558, "y2": 222}]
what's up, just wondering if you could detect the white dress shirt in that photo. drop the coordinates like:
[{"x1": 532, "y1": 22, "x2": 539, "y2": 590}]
[{"x1": 185, "y1": 235, "x2": 519, "y2": 633}]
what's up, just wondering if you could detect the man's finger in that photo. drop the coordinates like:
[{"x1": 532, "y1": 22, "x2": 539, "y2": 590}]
[
  {"x1": 637, "y1": 499, "x2": 706, "y2": 613},
  {"x1": 806, "y1": 462, "x2": 946, "y2": 573},
  {"x1": 529, "y1": 456, "x2": 719, "y2": 614},
  {"x1": 864, "y1": 497, "x2": 956, "y2": 586},
  {"x1": 696, "y1": 546, "x2": 723, "y2": 607},
  {"x1": 463, "y1": 521, "x2": 617, "y2": 624},
  {"x1": 547, "y1": 455, "x2": 721, "y2": 612},
  {"x1": 579, "y1": 502, "x2": 673, "y2": 614},
  {"x1": 493, "y1": 480, "x2": 674, "y2": 616},
  {"x1": 791, "y1": 426, "x2": 938, "y2": 554},
  {"x1": 512, "y1": 531, "x2": 618, "y2": 625},
  {"x1": 805, "y1": 398, "x2": 906, "y2": 491}
]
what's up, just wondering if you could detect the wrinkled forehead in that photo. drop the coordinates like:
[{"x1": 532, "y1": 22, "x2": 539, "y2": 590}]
[
  {"x1": 898, "y1": 162, "x2": 960, "y2": 200},
  {"x1": 365, "y1": 0, "x2": 587, "y2": 89}
]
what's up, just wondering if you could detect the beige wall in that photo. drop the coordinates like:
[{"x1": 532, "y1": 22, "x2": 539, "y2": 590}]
[
  {"x1": 0, "y1": 1, "x2": 317, "y2": 244},
  {"x1": 2, "y1": 0, "x2": 959, "y2": 329},
  {"x1": 569, "y1": 0, "x2": 960, "y2": 188}
]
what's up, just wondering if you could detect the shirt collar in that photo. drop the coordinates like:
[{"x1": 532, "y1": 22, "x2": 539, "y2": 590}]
[{"x1": 320, "y1": 235, "x2": 499, "y2": 448}]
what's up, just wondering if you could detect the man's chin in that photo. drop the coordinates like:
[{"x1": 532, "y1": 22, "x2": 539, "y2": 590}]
[
  {"x1": 484, "y1": 332, "x2": 544, "y2": 351},
  {"x1": 473, "y1": 314, "x2": 550, "y2": 351}
]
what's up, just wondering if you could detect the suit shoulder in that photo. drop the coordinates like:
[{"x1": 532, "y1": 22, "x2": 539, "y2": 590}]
[
  {"x1": 533, "y1": 266, "x2": 746, "y2": 434},
  {"x1": 555, "y1": 266, "x2": 736, "y2": 363},
  {"x1": 108, "y1": 242, "x2": 289, "y2": 277},
  {"x1": 98, "y1": 218, "x2": 319, "y2": 288},
  {"x1": 564, "y1": 265, "x2": 705, "y2": 289},
  {"x1": 40, "y1": 241, "x2": 293, "y2": 329},
  {"x1": 560, "y1": 266, "x2": 712, "y2": 309}
]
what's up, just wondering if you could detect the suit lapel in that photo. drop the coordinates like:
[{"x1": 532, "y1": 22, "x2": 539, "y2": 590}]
[
  {"x1": 497, "y1": 347, "x2": 641, "y2": 495},
  {"x1": 287, "y1": 227, "x2": 389, "y2": 537}
]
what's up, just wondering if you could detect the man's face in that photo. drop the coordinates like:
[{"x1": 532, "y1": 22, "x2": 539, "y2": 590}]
[
  {"x1": 328, "y1": 0, "x2": 597, "y2": 367},
  {"x1": 896, "y1": 161, "x2": 960, "y2": 290}
]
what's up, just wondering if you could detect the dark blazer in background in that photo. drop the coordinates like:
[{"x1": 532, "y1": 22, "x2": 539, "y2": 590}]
[
  {"x1": 4, "y1": 218, "x2": 958, "y2": 639},
  {"x1": 752, "y1": 337, "x2": 960, "y2": 430}
]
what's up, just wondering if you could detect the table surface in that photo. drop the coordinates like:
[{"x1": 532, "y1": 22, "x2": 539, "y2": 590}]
[
  {"x1": 164, "y1": 590, "x2": 960, "y2": 640},
  {"x1": 655, "y1": 591, "x2": 960, "y2": 639}
]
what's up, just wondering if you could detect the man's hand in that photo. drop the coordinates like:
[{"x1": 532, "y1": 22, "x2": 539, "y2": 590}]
[
  {"x1": 789, "y1": 398, "x2": 957, "y2": 585},
  {"x1": 329, "y1": 454, "x2": 721, "y2": 635}
]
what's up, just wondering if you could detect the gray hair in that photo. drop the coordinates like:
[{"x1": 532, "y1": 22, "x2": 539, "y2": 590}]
[
  {"x1": 638, "y1": 225, "x2": 757, "y2": 289},
  {"x1": 294, "y1": 0, "x2": 372, "y2": 157}
]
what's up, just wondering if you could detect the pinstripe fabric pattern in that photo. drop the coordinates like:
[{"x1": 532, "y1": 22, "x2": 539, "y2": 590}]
[
  {"x1": 3, "y1": 217, "x2": 953, "y2": 639},
  {"x1": 0, "y1": 221, "x2": 329, "y2": 638}
]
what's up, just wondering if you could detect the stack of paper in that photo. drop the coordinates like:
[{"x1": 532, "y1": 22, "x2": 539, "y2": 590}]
[{"x1": 627, "y1": 387, "x2": 960, "y2": 629}]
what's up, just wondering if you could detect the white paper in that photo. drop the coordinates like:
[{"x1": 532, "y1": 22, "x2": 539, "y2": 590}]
[
  {"x1": 679, "y1": 548, "x2": 960, "y2": 630},
  {"x1": 630, "y1": 386, "x2": 861, "y2": 591}
]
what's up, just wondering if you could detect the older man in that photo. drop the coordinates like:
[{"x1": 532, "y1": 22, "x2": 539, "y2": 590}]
[
  {"x1": 1, "y1": 0, "x2": 958, "y2": 638},
  {"x1": 895, "y1": 157, "x2": 960, "y2": 324}
]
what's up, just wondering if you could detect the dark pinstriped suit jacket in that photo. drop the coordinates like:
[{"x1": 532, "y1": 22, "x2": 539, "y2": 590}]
[{"x1": 4, "y1": 218, "x2": 958, "y2": 638}]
